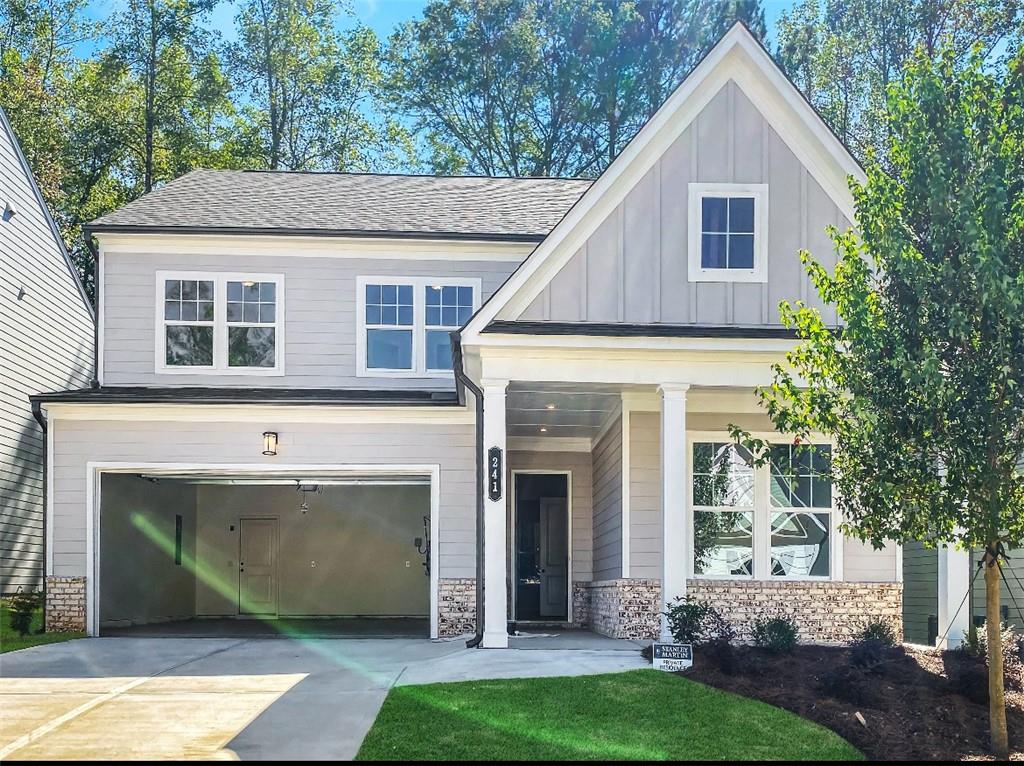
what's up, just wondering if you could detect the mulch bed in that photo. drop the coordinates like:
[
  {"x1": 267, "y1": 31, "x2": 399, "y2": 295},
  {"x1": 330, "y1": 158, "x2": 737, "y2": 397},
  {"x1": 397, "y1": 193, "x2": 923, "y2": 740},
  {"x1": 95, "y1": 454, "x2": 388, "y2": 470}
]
[{"x1": 684, "y1": 644, "x2": 1023, "y2": 761}]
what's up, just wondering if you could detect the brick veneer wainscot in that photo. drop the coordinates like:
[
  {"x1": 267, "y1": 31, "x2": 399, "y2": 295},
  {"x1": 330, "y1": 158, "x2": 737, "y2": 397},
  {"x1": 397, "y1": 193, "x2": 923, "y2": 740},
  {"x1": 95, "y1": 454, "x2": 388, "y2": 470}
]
[
  {"x1": 438, "y1": 578, "x2": 476, "y2": 637},
  {"x1": 687, "y1": 580, "x2": 904, "y2": 644},
  {"x1": 45, "y1": 576, "x2": 86, "y2": 632}
]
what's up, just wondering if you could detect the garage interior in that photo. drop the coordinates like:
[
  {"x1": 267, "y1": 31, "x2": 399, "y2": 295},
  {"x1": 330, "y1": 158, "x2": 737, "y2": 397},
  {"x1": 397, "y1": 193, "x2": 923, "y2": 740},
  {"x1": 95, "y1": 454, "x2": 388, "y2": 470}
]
[{"x1": 98, "y1": 473, "x2": 432, "y2": 637}]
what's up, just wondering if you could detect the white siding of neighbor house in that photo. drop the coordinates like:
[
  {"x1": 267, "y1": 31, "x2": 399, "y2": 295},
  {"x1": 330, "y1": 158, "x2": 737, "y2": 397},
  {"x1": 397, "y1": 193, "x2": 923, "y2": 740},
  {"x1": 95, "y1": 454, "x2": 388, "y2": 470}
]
[
  {"x1": 591, "y1": 417, "x2": 623, "y2": 581},
  {"x1": 1, "y1": 114, "x2": 94, "y2": 593},
  {"x1": 625, "y1": 410, "x2": 899, "y2": 583},
  {"x1": 101, "y1": 251, "x2": 519, "y2": 388},
  {"x1": 516, "y1": 80, "x2": 848, "y2": 327},
  {"x1": 508, "y1": 450, "x2": 594, "y2": 582},
  {"x1": 49, "y1": 417, "x2": 476, "y2": 580}
]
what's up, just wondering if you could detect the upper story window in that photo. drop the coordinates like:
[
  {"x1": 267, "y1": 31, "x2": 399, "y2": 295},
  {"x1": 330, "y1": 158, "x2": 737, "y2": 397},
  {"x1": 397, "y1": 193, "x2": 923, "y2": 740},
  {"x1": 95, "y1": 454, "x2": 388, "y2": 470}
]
[
  {"x1": 156, "y1": 271, "x2": 284, "y2": 375},
  {"x1": 357, "y1": 276, "x2": 481, "y2": 377},
  {"x1": 691, "y1": 439, "x2": 834, "y2": 581},
  {"x1": 688, "y1": 183, "x2": 768, "y2": 283}
]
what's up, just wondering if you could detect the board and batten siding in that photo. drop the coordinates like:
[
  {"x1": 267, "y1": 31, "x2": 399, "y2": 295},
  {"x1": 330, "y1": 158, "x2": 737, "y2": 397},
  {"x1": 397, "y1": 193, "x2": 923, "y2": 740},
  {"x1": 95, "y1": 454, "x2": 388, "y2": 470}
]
[
  {"x1": 626, "y1": 410, "x2": 899, "y2": 583},
  {"x1": 49, "y1": 418, "x2": 476, "y2": 580},
  {"x1": 591, "y1": 416, "x2": 623, "y2": 581},
  {"x1": 508, "y1": 450, "x2": 594, "y2": 582},
  {"x1": 516, "y1": 80, "x2": 848, "y2": 327},
  {"x1": 101, "y1": 251, "x2": 518, "y2": 388},
  {"x1": 1, "y1": 112, "x2": 93, "y2": 593},
  {"x1": 971, "y1": 547, "x2": 1024, "y2": 630}
]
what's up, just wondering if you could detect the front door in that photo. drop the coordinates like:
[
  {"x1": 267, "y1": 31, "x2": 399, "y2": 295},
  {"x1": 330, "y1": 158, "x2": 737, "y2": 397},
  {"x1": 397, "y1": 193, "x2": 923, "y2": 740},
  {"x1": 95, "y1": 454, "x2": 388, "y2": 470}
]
[
  {"x1": 239, "y1": 518, "x2": 278, "y2": 616},
  {"x1": 538, "y1": 497, "x2": 568, "y2": 618}
]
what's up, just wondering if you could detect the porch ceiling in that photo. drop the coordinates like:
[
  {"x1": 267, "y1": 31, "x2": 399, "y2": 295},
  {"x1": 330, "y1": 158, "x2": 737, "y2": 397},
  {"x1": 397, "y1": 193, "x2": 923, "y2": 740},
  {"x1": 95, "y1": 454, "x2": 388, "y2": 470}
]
[{"x1": 505, "y1": 382, "x2": 623, "y2": 439}]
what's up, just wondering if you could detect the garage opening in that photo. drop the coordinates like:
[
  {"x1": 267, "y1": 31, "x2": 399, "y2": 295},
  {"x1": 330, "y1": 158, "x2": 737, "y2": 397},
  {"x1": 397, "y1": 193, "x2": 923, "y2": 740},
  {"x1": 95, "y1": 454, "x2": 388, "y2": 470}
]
[{"x1": 97, "y1": 472, "x2": 432, "y2": 638}]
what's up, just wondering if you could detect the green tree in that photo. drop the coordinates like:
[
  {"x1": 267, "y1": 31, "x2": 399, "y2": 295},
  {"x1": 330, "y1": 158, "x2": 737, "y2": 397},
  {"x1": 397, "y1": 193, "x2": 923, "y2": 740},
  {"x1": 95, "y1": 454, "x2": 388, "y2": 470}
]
[
  {"x1": 387, "y1": 0, "x2": 765, "y2": 177},
  {"x1": 230, "y1": 0, "x2": 403, "y2": 171},
  {"x1": 735, "y1": 45, "x2": 1024, "y2": 757},
  {"x1": 776, "y1": 0, "x2": 1023, "y2": 160}
]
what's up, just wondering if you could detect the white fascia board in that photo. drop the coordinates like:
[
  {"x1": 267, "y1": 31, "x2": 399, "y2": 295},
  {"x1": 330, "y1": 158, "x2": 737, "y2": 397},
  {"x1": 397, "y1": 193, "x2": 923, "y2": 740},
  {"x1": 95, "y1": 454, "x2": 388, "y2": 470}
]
[
  {"x1": 465, "y1": 332, "x2": 798, "y2": 354},
  {"x1": 94, "y1": 232, "x2": 534, "y2": 262},
  {"x1": 42, "y1": 402, "x2": 475, "y2": 424},
  {"x1": 460, "y1": 24, "x2": 863, "y2": 340}
]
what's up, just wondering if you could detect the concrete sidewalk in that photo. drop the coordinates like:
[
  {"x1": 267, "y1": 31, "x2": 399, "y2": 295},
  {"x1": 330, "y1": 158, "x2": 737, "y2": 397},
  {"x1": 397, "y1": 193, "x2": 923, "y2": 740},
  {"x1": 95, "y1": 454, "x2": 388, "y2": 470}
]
[{"x1": 0, "y1": 634, "x2": 645, "y2": 760}]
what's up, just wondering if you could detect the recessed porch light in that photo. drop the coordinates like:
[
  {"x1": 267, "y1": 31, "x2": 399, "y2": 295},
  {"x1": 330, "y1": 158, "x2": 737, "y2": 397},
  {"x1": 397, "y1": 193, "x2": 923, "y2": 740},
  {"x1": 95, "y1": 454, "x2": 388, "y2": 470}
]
[
  {"x1": 540, "y1": 427, "x2": 548, "y2": 433},
  {"x1": 546, "y1": 403, "x2": 556, "y2": 410}
]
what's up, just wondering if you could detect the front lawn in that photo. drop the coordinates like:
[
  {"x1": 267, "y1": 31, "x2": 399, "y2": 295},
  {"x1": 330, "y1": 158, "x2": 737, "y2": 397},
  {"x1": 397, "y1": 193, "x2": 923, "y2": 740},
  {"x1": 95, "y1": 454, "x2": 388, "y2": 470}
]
[
  {"x1": 356, "y1": 670, "x2": 862, "y2": 761},
  {"x1": 0, "y1": 600, "x2": 84, "y2": 653}
]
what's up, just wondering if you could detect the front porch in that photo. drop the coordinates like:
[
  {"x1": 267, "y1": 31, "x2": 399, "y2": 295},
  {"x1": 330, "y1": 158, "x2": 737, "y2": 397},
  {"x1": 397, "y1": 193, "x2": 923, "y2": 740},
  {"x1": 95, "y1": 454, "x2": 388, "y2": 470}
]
[{"x1": 458, "y1": 342, "x2": 904, "y2": 648}]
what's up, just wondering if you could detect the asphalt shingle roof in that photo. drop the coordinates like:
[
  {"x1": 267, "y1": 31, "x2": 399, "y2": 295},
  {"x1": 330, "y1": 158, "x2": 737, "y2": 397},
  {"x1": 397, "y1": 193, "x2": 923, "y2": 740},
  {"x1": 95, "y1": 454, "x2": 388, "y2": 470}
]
[{"x1": 88, "y1": 169, "x2": 592, "y2": 240}]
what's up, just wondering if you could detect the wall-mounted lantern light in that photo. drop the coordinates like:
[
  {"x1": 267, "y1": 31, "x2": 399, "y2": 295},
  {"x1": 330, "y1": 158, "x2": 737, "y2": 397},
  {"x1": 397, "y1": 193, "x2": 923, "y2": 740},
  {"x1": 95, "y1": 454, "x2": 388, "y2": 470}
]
[{"x1": 262, "y1": 431, "x2": 278, "y2": 456}]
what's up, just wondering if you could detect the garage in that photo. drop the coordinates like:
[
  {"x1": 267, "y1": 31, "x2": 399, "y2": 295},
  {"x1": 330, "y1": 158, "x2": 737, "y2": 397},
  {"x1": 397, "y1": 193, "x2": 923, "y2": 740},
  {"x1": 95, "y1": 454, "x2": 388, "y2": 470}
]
[{"x1": 95, "y1": 470, "x2": 435, "y2": 638}]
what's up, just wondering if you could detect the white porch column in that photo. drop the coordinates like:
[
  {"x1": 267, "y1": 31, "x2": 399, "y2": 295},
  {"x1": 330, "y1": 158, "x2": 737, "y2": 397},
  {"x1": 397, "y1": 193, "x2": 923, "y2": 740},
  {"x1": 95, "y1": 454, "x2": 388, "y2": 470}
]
[
  {"x1": 937, "y1": 542, "x2": 971, "y2": 649},
  {"x1": 481, "y1": 379, "x2": 509, "y2": 648},
  {"x1": 658, "y1": 383, "x2": 690, "y2": 641}
]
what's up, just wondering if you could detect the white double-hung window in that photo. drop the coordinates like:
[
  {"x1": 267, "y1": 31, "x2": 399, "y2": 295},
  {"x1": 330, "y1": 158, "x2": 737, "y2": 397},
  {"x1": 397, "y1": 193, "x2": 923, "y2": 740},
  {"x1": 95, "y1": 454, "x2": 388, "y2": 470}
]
[
  {"x1": 690, "y1": 439, "x2": 836, "y2": 580},
  {"x1": 156, "y1": 271, "x2": 284, "y2": 374},
  {"x1": 357, "y1": 276, "x2": 480, "y2": 377}
]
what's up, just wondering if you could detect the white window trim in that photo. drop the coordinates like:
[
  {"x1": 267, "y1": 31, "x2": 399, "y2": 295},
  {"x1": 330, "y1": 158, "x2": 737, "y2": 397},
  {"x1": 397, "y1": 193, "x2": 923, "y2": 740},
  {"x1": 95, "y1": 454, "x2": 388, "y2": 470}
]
[
  {"x1": 356, "y1": 275, "x2": 482, "y2": 379},
  {"x1": 154, "y1": 270, "x2": 285, "y2": 376},
  {"x1": 687, "y1": 183, "x2": 769, "y2": 283},
  {"x1": 687, "y1": 432, "x2": 841, "y2": 583}
]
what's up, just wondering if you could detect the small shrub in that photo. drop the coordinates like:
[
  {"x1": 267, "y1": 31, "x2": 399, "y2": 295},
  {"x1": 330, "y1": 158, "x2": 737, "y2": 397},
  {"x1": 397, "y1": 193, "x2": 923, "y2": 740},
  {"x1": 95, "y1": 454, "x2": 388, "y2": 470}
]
[
  {"x1": 850, "y1": 638, "x2": 888, "y2": 670},
  {"x1": 8, "y1": 589, "x2": 43, "y2": 637},
  {"x1": 751, "y1": 615, "x2": 799, "y2": 653},
  {"x1": 853, "y1": 619, "x2": 898, "y2": 647},
  {"x1": 663, "y1": 597, "x2": 713, "y2": 644},
  {"x1": 641, "y1": 643, "x2": 653, "y2": 663}
]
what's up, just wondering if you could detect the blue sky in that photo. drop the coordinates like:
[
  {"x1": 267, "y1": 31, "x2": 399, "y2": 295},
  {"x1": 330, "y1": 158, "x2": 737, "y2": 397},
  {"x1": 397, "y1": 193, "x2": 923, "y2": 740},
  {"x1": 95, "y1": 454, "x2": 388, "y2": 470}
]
[{"x1": 80, "y1": 0, "x2": 798, "y2": 55}]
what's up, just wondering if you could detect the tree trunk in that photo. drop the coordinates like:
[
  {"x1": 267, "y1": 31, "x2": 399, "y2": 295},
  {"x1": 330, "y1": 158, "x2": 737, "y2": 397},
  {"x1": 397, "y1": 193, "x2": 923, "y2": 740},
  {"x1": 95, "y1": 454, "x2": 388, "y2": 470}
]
[{"x1": 985, "y1": 550, "x2": 1009, "y2": 759}]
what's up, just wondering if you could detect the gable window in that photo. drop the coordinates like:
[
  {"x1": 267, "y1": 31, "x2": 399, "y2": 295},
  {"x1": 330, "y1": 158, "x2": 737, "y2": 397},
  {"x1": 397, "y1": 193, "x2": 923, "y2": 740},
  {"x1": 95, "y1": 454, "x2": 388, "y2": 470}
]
[
  {"x1": 156, "y1": 271, "x2": 284, "y2": 375},
  {"x1": 688, "y1": 183, "x2": 768, "y2": 283},
  {"x1": 357, "y1": 276, "x2": 480, "y2": 377},
  {"x1": 690, "y1": 438, "x2": 835, "y2": 581}
]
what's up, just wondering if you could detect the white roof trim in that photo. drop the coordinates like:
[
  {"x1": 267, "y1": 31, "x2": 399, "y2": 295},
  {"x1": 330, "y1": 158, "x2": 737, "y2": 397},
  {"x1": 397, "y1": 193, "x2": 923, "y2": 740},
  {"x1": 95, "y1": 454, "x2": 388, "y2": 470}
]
[{"x1": 461, "y1": 23, "x2": 863, "y2": 340}]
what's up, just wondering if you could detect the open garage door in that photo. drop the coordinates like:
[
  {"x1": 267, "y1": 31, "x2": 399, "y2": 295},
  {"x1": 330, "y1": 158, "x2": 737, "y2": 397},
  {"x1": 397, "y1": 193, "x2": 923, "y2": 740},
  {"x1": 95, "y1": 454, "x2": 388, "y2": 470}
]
[{"x1": 97, "y1": 472, "x2": 432, "y2": 638}]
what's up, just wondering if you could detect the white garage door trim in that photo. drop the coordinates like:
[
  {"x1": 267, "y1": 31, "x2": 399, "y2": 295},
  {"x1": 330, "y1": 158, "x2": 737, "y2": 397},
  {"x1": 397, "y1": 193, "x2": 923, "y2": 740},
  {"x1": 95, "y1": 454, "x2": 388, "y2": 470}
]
[{"x1": 85, "y1": 461, "x2": 442, "y2": 639}]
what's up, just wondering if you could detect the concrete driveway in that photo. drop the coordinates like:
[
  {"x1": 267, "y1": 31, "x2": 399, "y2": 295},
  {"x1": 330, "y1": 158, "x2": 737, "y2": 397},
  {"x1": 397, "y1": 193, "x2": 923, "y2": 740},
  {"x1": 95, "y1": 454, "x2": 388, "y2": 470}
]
[{"x1": 0, "y1": 635, "x2": 645, "y2": 760}]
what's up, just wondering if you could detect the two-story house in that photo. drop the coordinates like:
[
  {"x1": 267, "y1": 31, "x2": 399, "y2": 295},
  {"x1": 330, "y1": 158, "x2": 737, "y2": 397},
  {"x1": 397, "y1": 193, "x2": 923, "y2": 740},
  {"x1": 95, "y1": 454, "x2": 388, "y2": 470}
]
[
  {"x1": 33, "y1": 24, "x2": 906, "y2": 645},
  {"x1": 1, "y1": 106, "x2": 94, "y2": 596}
]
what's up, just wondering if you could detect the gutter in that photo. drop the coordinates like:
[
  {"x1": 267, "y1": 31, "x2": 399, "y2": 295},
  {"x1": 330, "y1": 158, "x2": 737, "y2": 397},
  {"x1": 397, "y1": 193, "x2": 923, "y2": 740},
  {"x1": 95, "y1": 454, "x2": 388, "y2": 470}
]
[
  {"x1": 83, "y1": 223, "x2": 548, "y2": 244},
  {"x1": 451, "y1": 331, "x2": 485, "y2": 649}
]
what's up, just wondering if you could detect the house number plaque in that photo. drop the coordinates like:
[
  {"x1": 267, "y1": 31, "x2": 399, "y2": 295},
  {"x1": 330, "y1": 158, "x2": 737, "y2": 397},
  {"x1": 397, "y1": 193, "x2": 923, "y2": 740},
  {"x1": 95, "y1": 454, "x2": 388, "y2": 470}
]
[{"x1": 487, "y1": 447, "x2": 503, "y2": 501}]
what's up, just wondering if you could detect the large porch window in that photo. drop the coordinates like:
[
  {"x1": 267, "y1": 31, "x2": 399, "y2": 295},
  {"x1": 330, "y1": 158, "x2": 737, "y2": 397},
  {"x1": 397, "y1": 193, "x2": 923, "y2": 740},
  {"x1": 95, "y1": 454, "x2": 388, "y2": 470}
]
[{"x1": 691, "y1": 440, "x2": 835, "y2": 580}]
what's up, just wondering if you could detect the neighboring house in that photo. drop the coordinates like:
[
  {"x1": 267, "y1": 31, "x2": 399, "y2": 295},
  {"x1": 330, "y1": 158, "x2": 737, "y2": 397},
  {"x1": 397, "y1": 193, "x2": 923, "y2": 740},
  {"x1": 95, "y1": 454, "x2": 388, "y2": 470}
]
[
  {"x1": 33, "y1": 24, "x2": 904, "y2": 643},
  {"x1": 0, "y1": 107, "x2": 94, "y2": 595},
  {"x1": 903, "y1": 542, "x2": 1024, "y2": 646}
]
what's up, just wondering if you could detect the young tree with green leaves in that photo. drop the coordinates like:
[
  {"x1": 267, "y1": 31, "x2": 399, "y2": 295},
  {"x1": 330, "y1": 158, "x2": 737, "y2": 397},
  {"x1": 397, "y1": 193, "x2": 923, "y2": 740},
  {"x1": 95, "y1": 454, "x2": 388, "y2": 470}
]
[{"x1": 736, "y1": 45, "x2": 1024, "y2": 757}]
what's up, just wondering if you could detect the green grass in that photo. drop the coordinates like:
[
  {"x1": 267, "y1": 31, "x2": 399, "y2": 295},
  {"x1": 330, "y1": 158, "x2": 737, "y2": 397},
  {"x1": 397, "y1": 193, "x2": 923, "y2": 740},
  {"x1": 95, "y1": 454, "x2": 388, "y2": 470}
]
[
  {"x1": 356, "y1": 670, "x2": 863, "y2": 762},
  {"x1": 0, "y1": 601, "x2": 85, "y2": 653}
]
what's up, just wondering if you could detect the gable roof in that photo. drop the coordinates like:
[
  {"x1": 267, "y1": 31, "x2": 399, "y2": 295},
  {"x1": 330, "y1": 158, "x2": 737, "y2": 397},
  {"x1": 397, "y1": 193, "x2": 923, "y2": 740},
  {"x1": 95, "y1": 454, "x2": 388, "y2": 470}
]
[
  {"x1": 0, "y1": 106, "x2": 93, "y2": 318},
  {"x1": 87, "y1": 170, "x2": 591, "y2": 242},
  {"x1": 460, "y1": 21, "x2": 865, "y2": 339}
]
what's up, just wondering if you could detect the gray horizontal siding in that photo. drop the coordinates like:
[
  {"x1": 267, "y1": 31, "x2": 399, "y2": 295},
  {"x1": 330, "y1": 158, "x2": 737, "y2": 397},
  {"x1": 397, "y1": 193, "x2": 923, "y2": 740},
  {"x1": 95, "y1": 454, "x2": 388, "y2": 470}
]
[
  {"x1": 101, "y1": 252, "x2": 518, "y2": 388},
  {"x1": 629, "y1": 412, "x2": 662, "y2": 580},
  {"x1": 972, "y1": 546, "x2": 1024, "y2": 630},
  {"x1": 509, "y1": 450, "x2": 594, "y2": 582},
  {"x1": 1, "y1": 116, "x2": 94, "y2": 593},
  {"x1": 50, "y1": 418, "x2": 476, "y2": 580},
  {"x1": 591, "y1": 416, "x2": 623, "y2": 581},
  {"x1": 517, "y1": 80, "x2": 848, "y2": 327}
]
